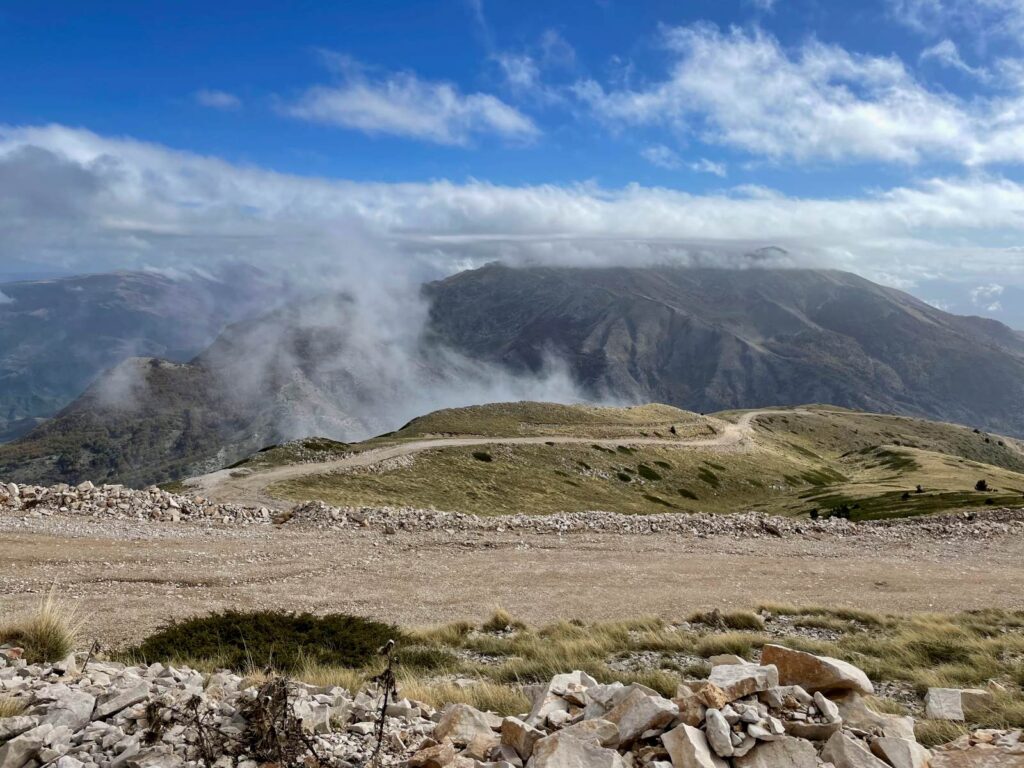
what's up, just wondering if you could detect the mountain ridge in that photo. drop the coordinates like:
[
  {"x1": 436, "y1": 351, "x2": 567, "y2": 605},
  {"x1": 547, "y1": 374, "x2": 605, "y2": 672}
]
[{"x1": 3, "y1": 264, "x2": 1024, "y2": 487}]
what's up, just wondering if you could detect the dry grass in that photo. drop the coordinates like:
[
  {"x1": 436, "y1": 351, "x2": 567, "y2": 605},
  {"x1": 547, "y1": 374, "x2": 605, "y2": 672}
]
[
  {"x1": 688, "y1": 609, "x2": 765, "y2": 631},
  {"x1": 481, "y1": 608, "x2": 526, "y2": 634},
  {"x1": 0, "y1": 696, "x2": 26, "y2": 718},
  {"x1": 915, "y1": 720, "x2": 971, "y2": 748},
  {"x1": 0, "y1": 587, "x2": 81, "y2": 664},
  {"x1": 139, "y1": 604, "x2": 1024, "y2": 738}
]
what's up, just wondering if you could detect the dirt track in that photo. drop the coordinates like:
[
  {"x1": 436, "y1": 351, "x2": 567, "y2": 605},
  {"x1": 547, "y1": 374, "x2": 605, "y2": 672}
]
[
  {"x1": 187, "y1": 412, "x2": 764, "y2": 508},
  {"x1": 2, "y1": 512, "x2": 1022, "y2": 647}
]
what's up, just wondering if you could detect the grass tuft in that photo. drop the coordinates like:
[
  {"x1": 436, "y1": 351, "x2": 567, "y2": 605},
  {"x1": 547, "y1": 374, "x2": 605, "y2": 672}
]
[
  {"x1": 482, "y1": 608, "x2": 526, "y2": 634},
  {"x1": 0, "y1": 697, "x2": 27, "y2": 718},
  {"x1": 689, "y1": 609, "x2": 765, "y2": 631},
  {"x1": 915, "y1": 720, "x2": 970, "y2": 748},
  {"x1": 0, "y1": 587, "x2": 81, "y2": 664}
]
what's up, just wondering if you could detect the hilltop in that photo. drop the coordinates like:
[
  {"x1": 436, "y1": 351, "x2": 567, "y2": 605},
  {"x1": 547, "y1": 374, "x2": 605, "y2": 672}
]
[{"x1": 209, "y1": 401, "x2": 1024, "y2": 521}]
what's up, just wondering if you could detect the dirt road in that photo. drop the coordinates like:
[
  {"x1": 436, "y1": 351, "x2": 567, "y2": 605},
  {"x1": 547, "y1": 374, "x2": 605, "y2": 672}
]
[
  {"x1": 188, "y1": 411, "x2": 765, "y2": 508},
  {"x1": 2, "y1": 511, "x2": 1022, "y2": 647}
]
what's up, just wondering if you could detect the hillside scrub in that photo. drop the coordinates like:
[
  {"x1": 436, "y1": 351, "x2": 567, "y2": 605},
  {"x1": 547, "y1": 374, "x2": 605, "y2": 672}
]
[
  {"x1": 132, "y1": 605, "x2": 1024, "y2": 729},
  {"x1": 132, "y1": 611, "x2": 400, "y2": 673},
  {"x1": 269, "y1": 405, "x2": 1024, "y2": 519}
]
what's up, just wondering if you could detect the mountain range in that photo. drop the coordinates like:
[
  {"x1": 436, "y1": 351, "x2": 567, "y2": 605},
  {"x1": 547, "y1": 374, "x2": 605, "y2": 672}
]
[
  {"x1": 1, "y1": 263, "x2": 1022, "y2": 487},
  {"x1": 0, "y1": 270, "x2": 270, "y2": 442}
]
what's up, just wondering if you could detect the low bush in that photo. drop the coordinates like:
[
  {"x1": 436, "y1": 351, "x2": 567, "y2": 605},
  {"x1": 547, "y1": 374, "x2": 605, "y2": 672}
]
[
  {"x1": 133, "y1": 610, "x2": 399, "y2": 673},
  {"x1": 637, "y1": 464, "x2": 663, "y2": 481},
  {"x1": 472, "y1": 451, "x2": 493, "y2": 462}
]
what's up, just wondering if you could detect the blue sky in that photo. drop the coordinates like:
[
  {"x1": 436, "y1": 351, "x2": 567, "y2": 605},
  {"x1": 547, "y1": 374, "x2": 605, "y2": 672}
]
[{"x1": 2, "y1": 0, "x2": 1024, "y2": 326}]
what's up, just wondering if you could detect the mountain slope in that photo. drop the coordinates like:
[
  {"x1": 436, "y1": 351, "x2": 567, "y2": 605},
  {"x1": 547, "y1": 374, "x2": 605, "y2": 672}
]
[
  {"x1": 0, "y1": 270, "x2": 267, "y2": 442},
  {"x1": 0, "y1": 295, "x2": 381, "y2": 487},
  {"x1": 425, "y1": 265, "x2": 1024, "y2": 436},
  {"x1": 4, "y1": 264, "x2": 1024, "y2": 488}
]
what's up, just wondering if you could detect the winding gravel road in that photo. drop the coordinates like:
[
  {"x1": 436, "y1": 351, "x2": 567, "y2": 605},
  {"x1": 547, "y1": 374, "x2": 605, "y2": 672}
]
[{"x1": 187, "y1": 411, "x2": 768, "y2": 509}]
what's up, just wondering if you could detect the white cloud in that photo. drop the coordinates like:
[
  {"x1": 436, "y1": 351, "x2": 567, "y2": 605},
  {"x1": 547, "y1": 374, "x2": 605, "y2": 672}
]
[
  {"x1": 575, "y1": 24, "x2": 1024, "y2": 166},
  {"x1": 495, "y1": 53, "x2": 542, "y2": 91},
  {"x1": 749, "y1": 0, "x2": 778, "y2": 11},
  {"x1": 691, "y1": 158, "x2": 727, "y2": 177},
  {"x1": 285, "y1": 60, "x2": 538, "y2": 146},
  {"x1": 539, "y1": 29, "x2": 576, "y2": 68},
  {"x1": 891, "y1": 0, "x2": 1024, "y2": 43},
  {"x1": 641, "y1": 144, "x2": 682, "y2": 169},
  {"x1": 919, "y1": 39, "x2": 989, "y2": 79},
  {"x1": 971, "y1": 282, "x2": 1005, "y2": 311},
  {"x1": 2, "y1": 124, "x2": 1024, "y2": 295},
  {"x1": 194, "y1": 89, "x2": 242, "y2": 110},
  {"x1": 643, "y1": 148, "x2": 728, "y2": 176},
  {"x1": 0, "y1": 290, "x2": 13, "y2": 304}
]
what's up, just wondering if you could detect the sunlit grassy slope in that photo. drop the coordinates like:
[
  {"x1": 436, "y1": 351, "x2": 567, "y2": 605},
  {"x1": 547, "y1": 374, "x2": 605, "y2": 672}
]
[{"x1": 268, "y1": 402, "x2": 1024, "y2": 519}]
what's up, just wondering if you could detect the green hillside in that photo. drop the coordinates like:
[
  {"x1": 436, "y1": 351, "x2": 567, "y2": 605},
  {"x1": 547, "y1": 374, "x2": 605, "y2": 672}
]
[{"x1": 268, "y1": 403, "x2": 1024, "y2": 520}]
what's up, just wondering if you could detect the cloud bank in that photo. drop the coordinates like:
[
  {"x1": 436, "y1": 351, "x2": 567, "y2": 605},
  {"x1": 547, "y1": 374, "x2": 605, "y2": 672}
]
[{"x1": 2, "y1": 123, "x2": 1023, "y2": 295}]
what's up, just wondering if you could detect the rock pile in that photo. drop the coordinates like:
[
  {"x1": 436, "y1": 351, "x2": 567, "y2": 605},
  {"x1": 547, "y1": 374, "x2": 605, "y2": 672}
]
[
  {"x1": 0, "y1": 647, "x2": 432, "y2": 767},
  {"x1": 285, "y1": 502, "x2": 1024, "y2": 542},
  {"x1": 403, "y1": 646, "x2": 1019, "y2": 768},
  {"x1": 3, "y1": 480, "x2": 1024, "y2": 542},
  {"x1": 1, "y1": 644, "x2": 1022, "y2": 768},
  {"x1": 0, "y1": 482, "x2": 269, "y2": 525}
]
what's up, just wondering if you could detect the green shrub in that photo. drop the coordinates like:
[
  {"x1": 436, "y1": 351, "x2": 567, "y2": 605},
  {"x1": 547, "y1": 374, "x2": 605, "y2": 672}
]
[
  {"x1": 133, "y1": 610, "x2": 399, "y2": 673},
  {"x1": 637, "y1": 464, "x2": 663, "y2": 481},
  {"x1": 472, "y1": 451, "x2": 493, "y2": 462}
]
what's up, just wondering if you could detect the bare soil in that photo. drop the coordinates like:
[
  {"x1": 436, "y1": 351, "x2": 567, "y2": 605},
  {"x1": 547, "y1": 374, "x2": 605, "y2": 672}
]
[{"x1": 2, "y1": 513, "x2": 1022, "y2": 648}]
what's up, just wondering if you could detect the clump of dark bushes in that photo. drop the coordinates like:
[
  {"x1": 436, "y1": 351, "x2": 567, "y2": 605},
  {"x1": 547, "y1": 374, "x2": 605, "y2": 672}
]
[{"x1": 133, "y1": 610, "x2": 400, "y2": 672}]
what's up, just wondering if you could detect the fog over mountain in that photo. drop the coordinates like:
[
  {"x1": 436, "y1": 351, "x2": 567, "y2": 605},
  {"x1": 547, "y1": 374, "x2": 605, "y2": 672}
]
[
  {"x1": 2, "y1": 125, "x2": 1023, "y2": 330},
  {"x1": 2, "y1": 262, "x2": 1023, "y2": 488}
]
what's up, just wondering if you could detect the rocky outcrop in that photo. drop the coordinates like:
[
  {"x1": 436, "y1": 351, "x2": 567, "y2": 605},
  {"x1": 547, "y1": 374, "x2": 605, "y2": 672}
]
[{"x1": 2, "y1": 643, "x2": 1022, "y2": 768}]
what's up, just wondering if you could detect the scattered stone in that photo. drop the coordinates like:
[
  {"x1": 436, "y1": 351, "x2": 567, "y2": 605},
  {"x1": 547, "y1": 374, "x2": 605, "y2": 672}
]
[
  {"x1": 707, "y1": 664, "x2": 778, "y2": 703},
  {"x1": 870, "y1": 736, "x2": 932, "y2": 768},
  {"x1": 821, "y1": 731, "x2": 891, "y2": 768},
  {"x1": 732, "y1": 735, "x2": 818, "y2": 767},
  {"x1": 661, "y1": 724, "x2": 728, "y2": 768},
  {"x1": 761, "y1": 645, "x2": 874, "y2": 696},
  {"x1": 925, "y1": 688, "x2": 995, "y2": 722},
  {"x1": 529, "y1": 732, "x2": 625, "y2": 768}
]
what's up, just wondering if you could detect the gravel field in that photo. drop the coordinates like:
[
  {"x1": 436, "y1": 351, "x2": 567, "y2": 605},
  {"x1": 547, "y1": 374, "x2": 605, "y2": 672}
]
[{"x1": 3, "y1": 508, "x2": 1023, "y2": 648}]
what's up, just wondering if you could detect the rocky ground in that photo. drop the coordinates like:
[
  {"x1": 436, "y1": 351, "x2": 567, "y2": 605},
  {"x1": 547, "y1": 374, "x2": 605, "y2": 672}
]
[
  {"x1": 1, "y1": 642, "x2": 1021, "y2": 768},
  {"x1": 5, "y1": 481, "x2": 1024, "y2": 539},
  {"x1": 3, "y1": 482, "x2": 1024, "y2": 648}
]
